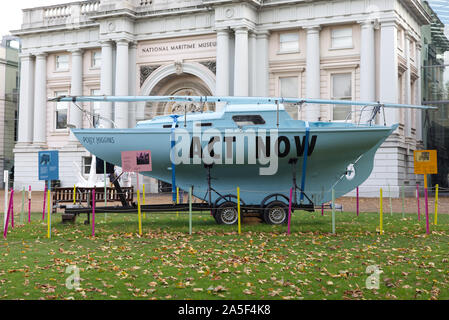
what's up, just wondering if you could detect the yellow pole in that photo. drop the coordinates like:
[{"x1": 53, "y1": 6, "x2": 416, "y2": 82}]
[
  {"x1": 47, "y1": 189, "x2": 51, "y2": 239},
  {"x1": 142, "y1": 184, "x2": 146, "y2": 219},
  {"x1": 379, "y1": 188, "x2": 383, "y2": 235},
  {"x1": 73, "y1": 185, "x2": 76, "y2": 204},
  {"x1": 237, "y1": 187, "x2": 241, "y2": 235},
  {"x1": 137, "y1": 189, "x2": 142, "y2": 236},
  {"x1": 176, "y1": 187, "x2": 180, "y2": 218},
  {"x1": 435, "y1": 184, "x2": 439, "y2": 225}
]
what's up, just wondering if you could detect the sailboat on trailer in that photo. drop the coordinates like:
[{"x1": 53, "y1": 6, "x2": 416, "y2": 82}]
[{"x1": 50, "y1": 95, "x2": 435, "y2": 225}]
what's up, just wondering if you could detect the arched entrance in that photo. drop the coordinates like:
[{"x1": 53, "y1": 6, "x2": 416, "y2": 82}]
[
  {"x1": 146, "y1": 73, "x2": 215, "y2": 118},
  {"x1": 138, "y1": 61, "x2": 217, "y2": 194},
  {"x1": 139, "y1": 62, "x2": 217, "y2": 119}
]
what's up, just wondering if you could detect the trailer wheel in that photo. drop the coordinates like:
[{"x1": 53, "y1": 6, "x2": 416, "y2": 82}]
[
  {"x1": 215, "y1": 201, "x2": 238, "y2": 225},
  {"x1": 263, "y1": 201, "x2": 289, "y2": 225}
]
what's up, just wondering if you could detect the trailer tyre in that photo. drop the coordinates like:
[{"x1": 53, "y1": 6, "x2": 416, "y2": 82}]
[
  {"x1": 215, "y1": 201, "x2": 239, "y2": 225},
  {"x1": 263, "y1": 201, "x2": 289, "y2": 225}
]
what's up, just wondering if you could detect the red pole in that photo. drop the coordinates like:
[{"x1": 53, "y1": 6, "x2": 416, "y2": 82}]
[
  {"x1": 42, "y1": 183, "x2": 47, "y2": 221},
  {"x1": 3, "y1": 191, "x2": 13, "y2": 239},
  {"x1": 92, "y1": 189, "x2": 96, "y2": 237},
  {"x1": 28, "y1": 186, "x2": 31, "y2": 223},
  {"x1": 11, "y1": 188, "x2": 14, "y2": 229},
  {"x1": 356, "y1": 187, "x2": 359, "y2": 216},
  {"x1": 424, "y1": 175, "x2": 430, "y2": 235}
]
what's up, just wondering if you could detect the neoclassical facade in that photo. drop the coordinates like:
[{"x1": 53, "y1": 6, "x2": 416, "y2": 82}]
[{"x1": 12, "y1": 0, "x2": 430, "y2": 196}]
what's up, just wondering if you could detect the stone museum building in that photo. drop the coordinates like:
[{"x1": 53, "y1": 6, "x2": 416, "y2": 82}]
[{"x1": 11, "y1": 0, "x2": 434, "y2": 196}]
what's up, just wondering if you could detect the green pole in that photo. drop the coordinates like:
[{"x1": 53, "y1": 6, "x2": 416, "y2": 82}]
[
  {"x1": 189, "y1": 186, "x2": 192, "y2": 235},
  {"x1": 20, "y1": 187, "x2": 25, "y2": 225},
  {"x1": 332, "y1": 188, "x2": 335, "y2": 234}
]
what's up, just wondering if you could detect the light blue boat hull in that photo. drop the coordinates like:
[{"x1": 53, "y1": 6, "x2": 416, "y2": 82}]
[{"x1": 73, "y1": 117, "x2": 396, "y2": 206}]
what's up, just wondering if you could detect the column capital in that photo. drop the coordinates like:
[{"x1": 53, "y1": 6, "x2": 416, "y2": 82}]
[
  {"x1": 359, "y1": 20, "x2": 374, "y2": 28},
  {"x1": 100, "y1": 40, "x2": 114, "y2": 47},
  {"x1": 216, "y1": 28, "x2": 231, "y2": 36},
  {"x1": 233, "y1": 26, "x2": 249, "y2": 34},
  {"x1": 304, "y1": 25, "x2": 321, "y2": 32},
  {"x1": 379, "y1": 19, "x2": 399, "y2": 28},
  {"x1": 19, "y1": 52, "x2": 34, "y2": 60},
  {"x1": 129, "y1": 41, "x2": 138, "y2": 50},
  {"x1": 116, "y1": 39, "x2": 131, "y2": 46},
  {"x1": 68, "y1": 48, "x2": 83, "y2": 55},
  {"x1": 255, "y1": 30, "x2": 270, "y2": 39},
  {"x1": 34, "y1": 52, "x2": 48, "y2": 59}
]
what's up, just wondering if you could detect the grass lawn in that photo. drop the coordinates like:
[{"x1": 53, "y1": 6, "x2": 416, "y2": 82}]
[{"x1": 0, "y1": 210, "x2": 448, "y2": 300}]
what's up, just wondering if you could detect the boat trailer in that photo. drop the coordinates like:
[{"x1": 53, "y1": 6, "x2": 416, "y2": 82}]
[{"x1": 60, "y1": 161, "x2": 319, "y2": 225}]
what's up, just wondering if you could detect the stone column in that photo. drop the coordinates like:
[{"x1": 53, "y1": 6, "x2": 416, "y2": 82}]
[
  {"x1": 379, "y1": 21, "x2": 399, "y2": 126},
  {"x1": 100, "y1": 41, "x2": 114, "y2": 128},
  {"x1": 234, "y1": 27, "x2": 249, "y2": 96},
  {"x1": 128, "y1": 42, "x2": 137, "y2": 128},
  {"x1": 69, "y1": 49, "x2": 83, "y2": 141},
  {"x1": 248, "y1": 31, "x2": 257, "y2": 96},
  {"x1": 115, "y1": 39, "x2": 129, "y2": 128},
  {"x1": 305, "y1": 26, "x2": 321, "y2": 121},
  {"x1": 405, "y1": 32, "x2": 412, "y2": 137},
  {"x1": 360, "y1": 20, "x2": 376, "y2": 123},
  {"x1": 17, "y1": 54, "x2": 35, "y2": 144},
  {"x1": 216, "y1": 28, "x2": 230, "y2": 97},
  {"x1": 33, "y1": 53, "x2": 47, "y2": 145},
  {"x1": 255, "y1": 31, "x2": 270, "y2": 97}
]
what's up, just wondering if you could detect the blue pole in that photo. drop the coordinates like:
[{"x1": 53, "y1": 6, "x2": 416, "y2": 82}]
[{"x1": 299, "y1": 122, "x2": 310, "y2": 203}]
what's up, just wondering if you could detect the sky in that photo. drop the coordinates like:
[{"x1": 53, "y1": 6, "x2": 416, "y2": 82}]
[{"x1": 0, "y1": 0, "x2": 69, "y2": 36}]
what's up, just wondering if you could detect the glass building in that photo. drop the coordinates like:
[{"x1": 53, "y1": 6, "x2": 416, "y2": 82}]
[{"x1": 422, "y1": 1, "x2": 449, "y2": 188}]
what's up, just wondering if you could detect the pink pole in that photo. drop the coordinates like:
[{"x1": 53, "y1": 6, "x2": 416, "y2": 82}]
[
  {"x1": 92, "y1": 189, "x2": 96, "y2": 237},
  {"x1": 11, "y1": 189, "x2": 14, "y2": 229},
  {"x1": 416, "y1": 183, "x2": 420, "y2": 221},
  {"x1": 28, "y1": 186, "x2": 31, "y2": 223},
  {"x1": 424, "y1": 187, "x2": 430, "y2": 235},
  {"x1": 42, "y1": 184, "x2": 47, "y2": 221},
  {"x1": 356, "y1": 187, "x2": 359, "y2": 216},
  {"x1": 3, "y1": 191, "x2": 13, "y2": 239},
  {"x1": 287, "y1": 188, "x2": 293, "y2": 235}
]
